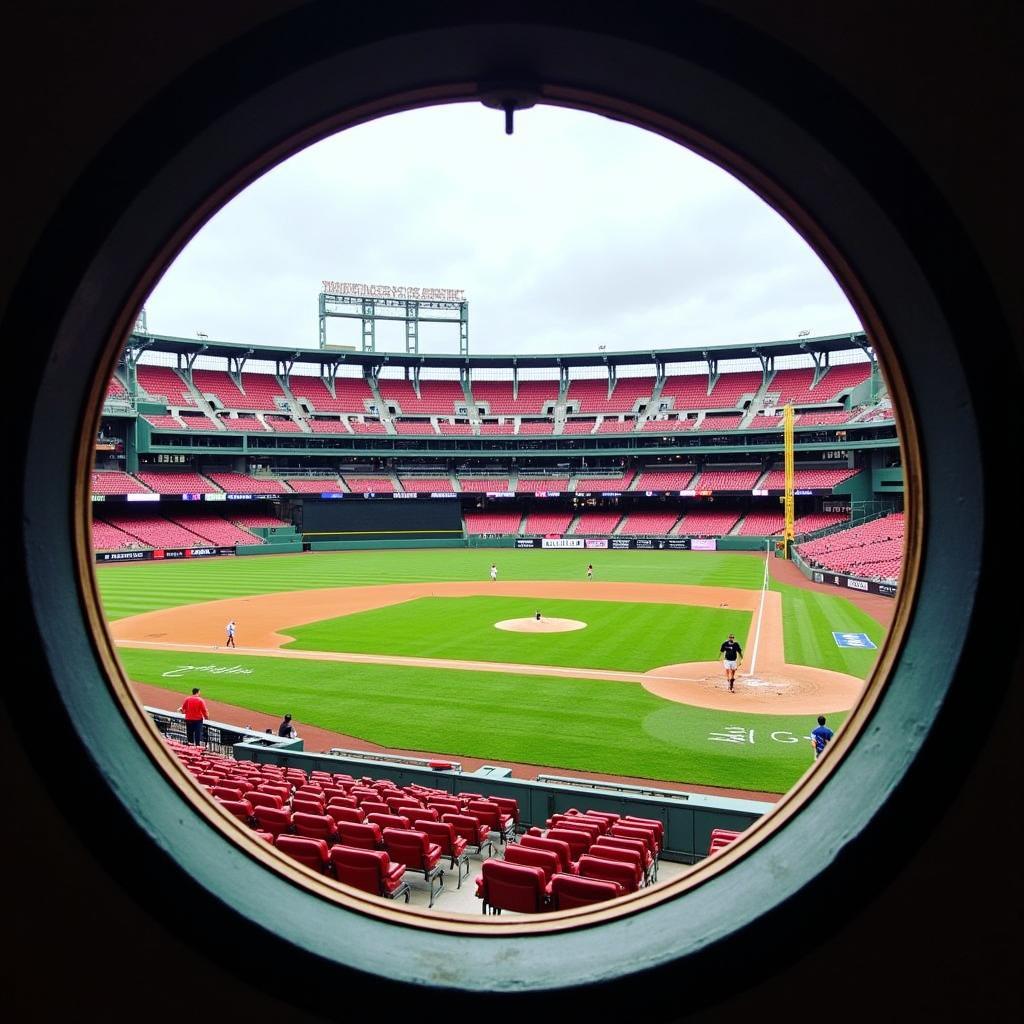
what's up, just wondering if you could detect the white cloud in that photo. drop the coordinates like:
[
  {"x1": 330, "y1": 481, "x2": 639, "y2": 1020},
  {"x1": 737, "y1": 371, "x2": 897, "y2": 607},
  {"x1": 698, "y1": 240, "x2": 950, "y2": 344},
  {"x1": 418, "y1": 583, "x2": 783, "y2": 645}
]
[{"x1": 144, "y1": 103, "x2": 861, "y2": 354}]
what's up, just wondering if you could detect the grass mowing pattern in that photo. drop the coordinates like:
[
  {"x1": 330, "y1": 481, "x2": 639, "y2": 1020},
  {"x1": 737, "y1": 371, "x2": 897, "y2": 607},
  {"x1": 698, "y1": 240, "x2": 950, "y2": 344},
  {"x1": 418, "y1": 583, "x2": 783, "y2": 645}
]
[
  {"x1": 96, "y1": 548, "x2": 765, "y2": 620},
  {"x1": 770, "y1": 578, "x2": 884, "y2": 678},
  {"x1": 122, "y1": 647, "x2": 839, "y2": 792},
  {"x1": 283, "y1": 596, "x2": 751, "y2": 672}
]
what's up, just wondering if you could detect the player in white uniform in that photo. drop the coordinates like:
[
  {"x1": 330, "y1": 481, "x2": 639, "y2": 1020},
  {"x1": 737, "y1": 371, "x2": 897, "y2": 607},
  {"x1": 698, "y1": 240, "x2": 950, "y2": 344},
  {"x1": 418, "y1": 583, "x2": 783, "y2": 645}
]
[{"x1": 490, "y1": 563, "x2": 497, "y2": 581}]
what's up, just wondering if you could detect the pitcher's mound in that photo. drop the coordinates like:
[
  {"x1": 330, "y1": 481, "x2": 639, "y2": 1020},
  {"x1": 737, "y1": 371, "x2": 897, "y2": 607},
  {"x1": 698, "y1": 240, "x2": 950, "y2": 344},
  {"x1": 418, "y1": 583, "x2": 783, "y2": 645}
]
[{"x1": 495, "y1": 617, "x2": 587, "y2": 634}]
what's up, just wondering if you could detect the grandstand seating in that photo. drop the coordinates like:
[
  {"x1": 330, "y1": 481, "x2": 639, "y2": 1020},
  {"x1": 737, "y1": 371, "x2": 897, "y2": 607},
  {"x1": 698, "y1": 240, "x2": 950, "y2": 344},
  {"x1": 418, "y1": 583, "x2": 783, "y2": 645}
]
[
  {"x1": 457, "y1": 478, "x2": 509, "y2": 493},
  {"x1": 737, "y1": 511, "x2": 785, "y2": 536},
  {"x1": 399, "y1": 477, "x2": 454, "y2": 493},
  {"x1": 796, "y1": 411, "x2": 853, "y2": 426},
  {"x1": 463, "y1": 512, "x2": 521, "y2": 536},
  {"x1": 707, "y1": 370, "x2": 763, "y2": 407},
  {"x1": 343, "y1": 477, "x2": 395, "y2": 493},
  {"x1": 567, "y1": 377, "x2": 655, "y2": 414},
  {"x1": 142, "y1": 414, "x2": 186, "y2": 431},
  {"x1": 348, "y1": 418, "x2": 387, "y2": 433},
  {"x1": 307, "y1": 418, "x2": 349, "y2": 434},
  {"x1": 658, "y1": 373, "x2": 709, "y2": 409},
  {"x1": 694, "y1": 468, "x2": 762, "y2": 491},
  {"x1": 641, "y1": 416, "x2": 694, "y2": 432},
  {"x1": 221, "y1": 414, "x2": 267, "y2": 432},
  {"x1": 394, "y1": 420, "x2": 438, "y2": 435},
  {"x1": 515, "y1": 478, "x2": 568, "y2": 493},
  {"x1": 618, "y1": 512, "x2": 680, "y2": 536},
  {"x1": 633, "y1": 469, "x2": 696, "y2": 491},
  {"x1": 573, "y1": 470, "x2": 634, "y2": 491},
  {"x1": 264, "y1": 416, "x2": 303, "y2": 433},
  {"x1": 231, "y1": 514, "x2": 291, "y2": 530},
  {"x1": 168, "y1": 513, "x2": 263, "y2": 546},
  {"x1": 284, "y1": 478, "x2": 341, "y2": 493},
  {"x1": 763, "y1": 368, "x2": 817, "y2": 406},
  {"x1": 517, "y1": 420, "x2": 555, "y2": 434},
  {"x1": 206, "y1": 472, "x2": 291, "y2": 494},
  {"x1": 107, "y1": 376, "x2": 127, "y2": 398},
  {"x1": 674, "y1": 510, "x2": 741, "y2": 537},
  {"x1": 92, "y1": 519, "x2": 142, "y2": 551},
  {"x1": 135, "y1": 470, "x2": 221, "y2": 494},
  {"x1": 192, "y1": 369, "x2": 247, "y2": 408},
  {"x1": 287, "y1": 374, "x2": 369, "y2": 413},
  {"x1": 136, "y1": 365, "x2": 195, "y2": 406},
  {"x1": 596, "y1": 418, "x2": 636, "y2": 433},
  {"x1": 239, "y1": 372, "x2": 288, "y2": 411},
  {"x1": 814, "y1": 361, "x2": 872, "y2": 398},
  {"x1": 471, "y1": 379, "x2": 559, "y2": 416},
  {"x1": 91, "y1": 470, "x2": 151, "y2": 495},
  {"x1": 479, "y1": 421, "x2": 515, "y2": 435},
  {"x1": 104, "y1": 514, "x2": 209, "y2": 549},
  {"x1": 797, "y1": 512, "x2": 904, "y2": 579},
  {"x1": 523, "y1": 512, "x2": 573, "y2": 534},
  {"x1": 696, "y1": 414, "x2": 744, "y2": 431},
  {"x1": 436, "y1": 421, "x2": 474, "y2": 435},
  {"x1": 793, "y1": 512, "x2": 848, "y2": 534},
  {"x1": 561, "y1": 419, "x2": 597, "y2": 434},
  {"x1": 570, "y1": 512, "x2": 622, "y2": 535},
  {"x1": 758, "y1": 467, "x2": 860, "y2": 489},
  {"x1": 748, "y1": 413, "x2": 782, "y2": 430},
  {"x1": 180, "y1": 414, "x2": 218, "y2": 430}
]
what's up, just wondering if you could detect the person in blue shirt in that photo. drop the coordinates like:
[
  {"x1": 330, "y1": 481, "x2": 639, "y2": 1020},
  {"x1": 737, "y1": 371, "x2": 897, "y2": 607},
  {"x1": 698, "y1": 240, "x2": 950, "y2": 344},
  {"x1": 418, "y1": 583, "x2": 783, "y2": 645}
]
[{"x1": 811, "y1": 715, "x2": 834, "y2": 758}]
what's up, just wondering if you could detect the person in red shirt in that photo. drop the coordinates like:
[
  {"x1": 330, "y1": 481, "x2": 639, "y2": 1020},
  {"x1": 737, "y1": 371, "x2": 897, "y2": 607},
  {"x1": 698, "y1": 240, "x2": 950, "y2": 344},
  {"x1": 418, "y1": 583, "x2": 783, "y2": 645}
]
[{"x1": 179, "y1": 687, "x2": 209, "y2": 746}]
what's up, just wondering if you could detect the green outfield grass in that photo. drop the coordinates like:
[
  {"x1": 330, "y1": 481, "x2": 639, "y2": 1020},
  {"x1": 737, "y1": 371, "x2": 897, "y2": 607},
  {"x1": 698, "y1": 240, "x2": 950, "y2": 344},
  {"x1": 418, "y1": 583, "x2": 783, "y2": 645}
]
[
  {"x1": 96, "y1": 547, "x2": 766, "y2": 620},
  {"x1": 103, "y1": 548, "x2": 881, "y2": 792},
  {"x1": 283, "y1": 596, "x2": 750, "y2": 672},
  {"x1": 122, "y1": 647, "x2": 843, "y2": 792}
]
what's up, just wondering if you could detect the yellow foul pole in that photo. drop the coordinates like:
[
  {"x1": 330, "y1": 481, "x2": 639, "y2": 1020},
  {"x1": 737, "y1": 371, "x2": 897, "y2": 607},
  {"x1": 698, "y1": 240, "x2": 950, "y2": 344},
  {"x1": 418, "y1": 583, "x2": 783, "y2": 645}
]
[{"x1": 783, "y1": 404, "x2": 795, "y2": 557}]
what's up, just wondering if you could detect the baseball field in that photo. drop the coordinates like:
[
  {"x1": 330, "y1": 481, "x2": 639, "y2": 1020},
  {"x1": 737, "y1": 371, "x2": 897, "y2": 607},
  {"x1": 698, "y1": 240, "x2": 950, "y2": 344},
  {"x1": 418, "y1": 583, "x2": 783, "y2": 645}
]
[{"x1": 99, "y1": 548, "x2": 887, "y2": 794}]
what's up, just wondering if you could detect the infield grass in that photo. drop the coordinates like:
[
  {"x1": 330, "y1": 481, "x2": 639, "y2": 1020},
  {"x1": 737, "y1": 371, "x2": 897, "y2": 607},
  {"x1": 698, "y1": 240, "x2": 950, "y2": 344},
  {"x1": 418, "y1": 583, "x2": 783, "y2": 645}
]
[
  {"x1": 283, "y1": 596, "x2": 751, "y2": 672},
  {"x1": 122, "y1": 646, "x2": 842, "y2": 793}
]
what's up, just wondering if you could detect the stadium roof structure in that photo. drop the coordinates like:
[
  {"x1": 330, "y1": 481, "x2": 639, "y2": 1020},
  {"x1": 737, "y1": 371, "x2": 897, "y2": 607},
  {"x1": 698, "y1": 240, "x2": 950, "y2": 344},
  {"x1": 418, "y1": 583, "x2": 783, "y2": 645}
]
[{"x1": 127, "y1": 330, "x2": 871, "y2": 370}]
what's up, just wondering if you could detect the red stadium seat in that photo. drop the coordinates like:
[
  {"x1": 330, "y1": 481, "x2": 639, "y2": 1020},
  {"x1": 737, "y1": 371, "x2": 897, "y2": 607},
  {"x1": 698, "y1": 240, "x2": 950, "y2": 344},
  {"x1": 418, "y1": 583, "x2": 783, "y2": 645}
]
[
  {"x1": 418, "y1": 821, "x2": 470, "y2": 888},
  {"x1": 382, "y1": 828, "x2": 445, "y2": 907},
  {"x1": 336, "y1": 821, "x2": 384, "y2": 850},
  {"x1": 275, "y1": 835, "x2": 329, "y2": 874},
  {"x1": 504, "y1": 844, "x2": 561, "y2": 883},
  {"x1": 441, "y1": 813, "x2": 494, "y2": 858},
  {"x1": 548, "y1": 872, "x2": 623, "y2": 910},
  {"x1": 577, "y1": 853, "x2": 641, "y2": 893},
  {"x1": 475, "y1": 860, "x2": 548, "y2": 915},
  {"x1": 329, "y1": 846, "x2": 410, "y2": 902}
]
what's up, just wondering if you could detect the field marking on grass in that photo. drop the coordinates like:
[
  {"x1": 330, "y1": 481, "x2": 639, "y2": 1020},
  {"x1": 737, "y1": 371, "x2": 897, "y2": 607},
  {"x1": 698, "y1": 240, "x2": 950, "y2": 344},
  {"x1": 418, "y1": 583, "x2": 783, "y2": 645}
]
[
  {"x1": 117, "y1": 639, "x2": 712, "y2": 685},
  {"x1": 746, "y1": 542, "x2": 771, "y2": 676}
]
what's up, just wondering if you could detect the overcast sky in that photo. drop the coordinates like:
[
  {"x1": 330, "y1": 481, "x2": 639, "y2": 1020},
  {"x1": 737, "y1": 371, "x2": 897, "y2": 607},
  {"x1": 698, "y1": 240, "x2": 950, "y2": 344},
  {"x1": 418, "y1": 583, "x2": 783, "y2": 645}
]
[{"x1": 144, "y1": 103, "x2": 861, "y2": 357}]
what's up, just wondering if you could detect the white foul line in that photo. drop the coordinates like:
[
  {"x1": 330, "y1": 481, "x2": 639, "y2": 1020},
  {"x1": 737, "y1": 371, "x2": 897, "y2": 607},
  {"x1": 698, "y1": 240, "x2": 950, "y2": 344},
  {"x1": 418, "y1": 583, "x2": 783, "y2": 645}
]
[{"x1": 746, "y1": 540, "x2": 771, "y2": 676}]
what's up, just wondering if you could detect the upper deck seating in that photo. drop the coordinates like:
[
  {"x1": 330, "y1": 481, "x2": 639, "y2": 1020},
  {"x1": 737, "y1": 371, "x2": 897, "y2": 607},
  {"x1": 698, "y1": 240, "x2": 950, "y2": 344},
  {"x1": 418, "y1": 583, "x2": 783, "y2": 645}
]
[
  {"x1": 394, "y1": 420, "x2": 438, "y2": 435},
  {"x1": 658, "y1": 373, "x2": 709, "y2": 409},
  {"x1": 136, "y1": 365, "x2": 195, "y2": 406},
  {"x1": 706, "y1": 370, "x2": 763, "y2": 407},
  {"x1": 239, "y1": 372, "x2": 287, "y2": 411},
  {"x1": 517, "y1": 420, "x2": 555, "y2": 434},
  {"x1": 340, "y1": 476, "x2": 394, "y2": 493},
  {"x1": 288, "y1": 374, "x2": 373, "y2": 413},
  {"x1": 191, "y1": 369, "x2": 247, "y2": 408},
  {"x1": 471, "y1": 379, "x2": 560, "y2": 416}
]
